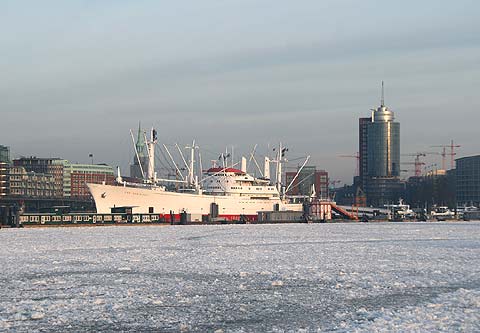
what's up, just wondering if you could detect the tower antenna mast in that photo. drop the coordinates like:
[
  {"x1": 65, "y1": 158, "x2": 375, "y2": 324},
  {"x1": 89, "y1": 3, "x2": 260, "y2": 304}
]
[{"x1": 381, "y1": 80, "x2": 385, "y2": 107}]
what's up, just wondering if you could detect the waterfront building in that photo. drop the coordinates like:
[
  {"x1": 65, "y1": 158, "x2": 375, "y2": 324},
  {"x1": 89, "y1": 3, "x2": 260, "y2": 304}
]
[
  {"x1": 285, "y1": 166, "x2": 329, "y2": 199},
  {"x1": 456, "y1": 155, "x2": 480, "y2": 206},
  {"x1": 0, "y1": 145, "x2": 10, "y2": 196},
  {"x1": 13, "y1": 157, "x2": 115, "y2": 198},
  {"x1": 13, "y1": 157, "x2": 64, "y2": 197},
  {"x1": 405, "y1": 170, "x2": 455, "y2": 209},
  {"x1": 63, "y1": 162, "x2": 115, "y2": 198},
  {"x1": 130, "y1": 123, "x2": 148, "y2": 179},
  {"x1": 361, "y1": 83, "x2": 404, "y2": 206},
  {"x1": 9, "y1": 166, "x2": 56, "y2": 197}
]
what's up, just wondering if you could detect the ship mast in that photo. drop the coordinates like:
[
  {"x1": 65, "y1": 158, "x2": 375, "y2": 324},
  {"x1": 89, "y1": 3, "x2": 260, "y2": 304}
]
[
  {"x1": 274, "y1": 142, "x2": 288, "y2": 195},
  {"x1": 185, "y1": 140, "x2": 199, "y2": 188},
  {"x1": 146, "y1": 128, "x2": 157, "y2": 183}
]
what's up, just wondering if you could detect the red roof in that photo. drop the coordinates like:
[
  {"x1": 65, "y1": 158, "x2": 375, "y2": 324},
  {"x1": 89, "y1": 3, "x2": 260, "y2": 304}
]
[{"x1": 207, "y1": 167, "x2": 245, "y2": 174}]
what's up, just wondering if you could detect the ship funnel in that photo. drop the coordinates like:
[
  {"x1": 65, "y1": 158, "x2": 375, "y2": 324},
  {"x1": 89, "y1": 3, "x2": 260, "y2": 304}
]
[
  {"x1": 264, "y1": 157, "x2": 270, "y2": 179},
  {"x1": 241, "y1": 157, "x2": 247, "y2": 173}
]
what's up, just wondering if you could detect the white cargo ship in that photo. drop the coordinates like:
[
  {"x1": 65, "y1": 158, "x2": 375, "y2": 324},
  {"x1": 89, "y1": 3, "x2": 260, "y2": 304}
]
[{"x1": 88, "y1": 129, "x2": 306, "y2": 220}]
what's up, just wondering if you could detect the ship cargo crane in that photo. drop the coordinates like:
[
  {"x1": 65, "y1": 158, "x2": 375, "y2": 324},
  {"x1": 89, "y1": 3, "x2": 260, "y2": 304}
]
[
  {"x1": 431, "y1": 140, "x2": 461, "y2": 170},
  {"x1": 339, "y1": 153, "x2": 359, "y2": 177}
]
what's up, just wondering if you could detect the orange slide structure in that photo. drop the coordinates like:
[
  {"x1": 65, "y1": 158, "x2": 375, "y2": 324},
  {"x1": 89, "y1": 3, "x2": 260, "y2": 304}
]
[{"x1": 331, "y1": 203, "x2": 359, "y2": 220}]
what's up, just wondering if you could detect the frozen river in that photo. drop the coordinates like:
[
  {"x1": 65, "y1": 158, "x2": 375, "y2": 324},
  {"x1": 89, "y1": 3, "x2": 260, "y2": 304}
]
[{"x1": 1, "y1": 222, "x2": 479, "y2": 332}]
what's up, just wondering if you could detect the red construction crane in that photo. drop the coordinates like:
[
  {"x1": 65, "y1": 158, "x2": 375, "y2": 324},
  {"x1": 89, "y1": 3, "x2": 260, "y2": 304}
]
[
  {"x1": 401, "y1": 152, "x2": 427, "y2": 177},
  {"x1": 339, "y1": 153, "x2": 359, "y2": 177},
  {"x1": 329, "y1": 180, "x2": 342, "y2": 188},
  {"x1": 431, "y1": 140, "x2": 461, "y2": 170}
]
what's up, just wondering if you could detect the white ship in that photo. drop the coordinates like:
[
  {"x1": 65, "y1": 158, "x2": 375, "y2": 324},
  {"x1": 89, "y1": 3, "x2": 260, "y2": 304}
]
[
  {"x1": 430, "y1": 206, "x2": 455, "y2": 221},
  {"x1": 385, "y1": 199, "x2": 416, "y2": 220},
  {"x1": 88, "y1": 129, "x2": 307, "y2": 220}
]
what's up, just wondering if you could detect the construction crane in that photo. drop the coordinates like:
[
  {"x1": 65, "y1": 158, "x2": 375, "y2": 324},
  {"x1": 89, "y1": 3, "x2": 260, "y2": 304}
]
[
  {"x1": 329, "y1": 179, "x2": 342, "y2": 189},
  {"x1": 401, "y1": 152, "x2": 427, "y2": 177},
  {"x1": 339, "y1": 152, "x2": 359, "y2": 177},
  {"x1": 431, "y1": 140, "x2": 461, "y2": 170}
]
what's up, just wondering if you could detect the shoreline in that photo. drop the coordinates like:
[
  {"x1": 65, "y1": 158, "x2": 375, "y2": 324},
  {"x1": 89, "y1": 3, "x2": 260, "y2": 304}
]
[{"x1": 2, "y1": 219, "x2": 469, "y2": 229}]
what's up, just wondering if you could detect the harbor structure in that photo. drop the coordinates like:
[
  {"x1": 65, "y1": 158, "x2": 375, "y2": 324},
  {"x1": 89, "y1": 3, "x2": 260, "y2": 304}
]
[
  {"x1": 0, "y1": 145, "x2": 10, "y2": 197},
  {"x1": 456, "y1": 155, "x2": 480, "y2": 206},
  {"x1": 360, "y1": 83, "x2": 404, "y2": 206}
]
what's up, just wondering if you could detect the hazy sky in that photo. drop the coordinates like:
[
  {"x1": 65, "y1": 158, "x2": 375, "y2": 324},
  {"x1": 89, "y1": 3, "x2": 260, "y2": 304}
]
[{"x1": 1, "y1": 0, "x2": 479, "y2": 183}]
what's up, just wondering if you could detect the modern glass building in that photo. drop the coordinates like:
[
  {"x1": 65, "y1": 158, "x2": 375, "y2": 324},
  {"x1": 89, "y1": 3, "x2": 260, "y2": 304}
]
[
  {"x1": 362, "y1": 84, "x2": 404, "y2": 206},
  {"x1": 367, "y1": 106, "x2": 400, "y2": 178},
  {"x1": 358, "y1": 117, "x2": 371, "y2": 189},
  {"x1": 456, "y1": 155, "x2": 480, "y2": 206}
]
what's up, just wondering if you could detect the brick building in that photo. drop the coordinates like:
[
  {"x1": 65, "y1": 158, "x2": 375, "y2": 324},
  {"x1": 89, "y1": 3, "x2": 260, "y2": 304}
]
[
  {"x1": 64, "y1": 163, "x2": 115, "y2": 198},
  {"x1": 285, "y1": 166, "x2": 329, "y2": 199}
]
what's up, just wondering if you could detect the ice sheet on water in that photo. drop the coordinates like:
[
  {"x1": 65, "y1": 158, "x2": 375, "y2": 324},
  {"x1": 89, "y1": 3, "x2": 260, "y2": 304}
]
[{"x1": 0, "y1": 222, "x2": 479, "y2": 331}]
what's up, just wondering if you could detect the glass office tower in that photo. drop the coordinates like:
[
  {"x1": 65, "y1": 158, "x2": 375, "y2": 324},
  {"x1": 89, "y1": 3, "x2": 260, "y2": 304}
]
[
  {"x1": 363, "y1": 86, "x2": 404, "y2": 206},
  {"x1": 367, "y1": 106, "x2": 400, "y2": 178}
]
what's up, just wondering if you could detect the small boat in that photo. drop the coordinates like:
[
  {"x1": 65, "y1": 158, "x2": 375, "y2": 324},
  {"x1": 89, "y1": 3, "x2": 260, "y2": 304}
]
[
  {"x1": 385, "y1": 199, "x2": 416, "y2": 221},
  {"x1": 430, "y1": 206, "x2": 455, "y2": 221}
]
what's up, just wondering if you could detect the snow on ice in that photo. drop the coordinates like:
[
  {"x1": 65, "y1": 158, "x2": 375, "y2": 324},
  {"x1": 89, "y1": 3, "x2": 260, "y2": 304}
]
[{"x1": 0, "y1": 222, "x2": 479, "y2": 332}]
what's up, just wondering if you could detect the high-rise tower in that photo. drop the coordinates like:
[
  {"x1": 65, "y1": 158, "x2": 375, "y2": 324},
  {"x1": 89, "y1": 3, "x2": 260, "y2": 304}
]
[
  {"x1": 362, "y1": 82, "x2": 404, "y2": 206},
  {"x1": 367, "y1": 82, "x2": 400, "y2": 178}
]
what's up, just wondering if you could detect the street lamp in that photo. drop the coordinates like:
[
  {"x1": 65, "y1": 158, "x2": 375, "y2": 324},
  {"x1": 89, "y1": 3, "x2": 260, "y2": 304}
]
[{"x1": 89, "y1": 153, "x2": 94, "y2": 165}]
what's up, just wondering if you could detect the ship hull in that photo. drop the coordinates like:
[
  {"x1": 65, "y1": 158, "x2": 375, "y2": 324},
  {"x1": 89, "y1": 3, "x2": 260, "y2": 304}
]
[{"x1": 88, "y1": 183, "x2": 303, "y2": 218}]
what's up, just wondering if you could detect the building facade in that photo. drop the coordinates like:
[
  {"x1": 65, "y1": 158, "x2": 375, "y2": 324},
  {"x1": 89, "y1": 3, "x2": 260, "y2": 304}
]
[
  {"x1": 358, "y1": 117, "x2": 371, "y2": 189},
  {"x1": 13, "y1": 157, "x2": 115, "y2": 198},
  {"x1": 13, "y1": 157, "x2": 64, "y2": 197},
  {"x1": 63, "y1": 163, "x2": 115, "y2": 198},
  {"x1": 285, "y1": 166, "x2": 329, "y2": 199},
  {"x1": 0, "y1": 145, "x2": 10, "y2": 196},
  {"x1": 456, "y1": 155, "x2": 480, "y2": 206},
  {"x1": 9, "y1": 167, "x2": 56, "y2": 197},
  {"x1": 405, "y1": 170, "x2": 455, "y2": 209}
]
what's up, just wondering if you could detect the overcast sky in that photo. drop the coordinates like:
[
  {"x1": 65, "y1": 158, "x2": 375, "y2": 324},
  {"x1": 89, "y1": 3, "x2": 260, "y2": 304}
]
[{"x1": 1, "y1": 0, "x2": 479, "y2": 183}]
